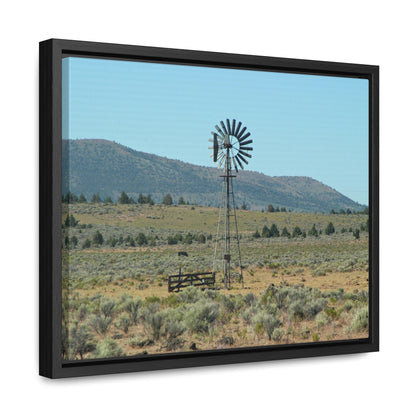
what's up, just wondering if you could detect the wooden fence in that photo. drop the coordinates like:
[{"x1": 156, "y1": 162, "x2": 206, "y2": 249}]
[{"x1": 168, "y1": 272, "x2": 216, "y2": 293}]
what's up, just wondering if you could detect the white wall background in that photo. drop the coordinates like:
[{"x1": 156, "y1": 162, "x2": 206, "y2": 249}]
[{"x1": 1, "y1": 1, "x2": 414, "y2": 414}]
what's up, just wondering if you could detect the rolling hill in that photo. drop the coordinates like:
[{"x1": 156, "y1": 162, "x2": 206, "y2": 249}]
[{"x1": 62, "y1": 139, "x2": 366, "y2": 213}]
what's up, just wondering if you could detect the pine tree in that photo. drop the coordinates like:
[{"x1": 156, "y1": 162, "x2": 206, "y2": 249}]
[
  {"x1": 281, "y1": 227, "x2": 290, "y2": 238},
  {"x1": 92, "y1": 231, "x2": 104, "y2": 245},
  {"x1": 178, "y1": 196, "x2": 185, "y2": 205},
  {"x1": 64, "y1": 214, "x2": 79, "y2": 228},
  {"x1": 145, "y1": 194, "x2": 154, "y2": 205},
  {"x1": 82, "y1": 239, "x2": 91, "y2": 249},
  {"x1": 118, "y1": 191, "x2": 130, "y2": 204},
  {"x1": 270, "y1": 223, "x2": 279, "y2": 237},
  {"x1": 308, "y1": 224, "x2": 318, "y2": 237},
  {"x1": 184, "y1": 233, "x2": 193, "y2": 244},
  {"x1": 262, "y1": 225, "x2": 271, "y2": 238},
  {"x1": 136, "y1": 233, "x2": 148, "y2": 246},
  {"x1": 91, "y1": 193, "x2": 102, "y2": 203},
  {"x1": 292, "y1": 226, "x2": 303, "y2": 238},
  {"x1": 253, "y1": 230, "x2": 261, "y2": 238},
  {"x1": 241, "y1": 203, "x2": 247, "y2": 210},
  {"x1": 267, "y1": 204, "x2": 275, "y2": 213},
  {"x1": 325, "y1": 222, "x2": 335, "y2": 235},
  {"x1": 162, "y1": 194, "x2": 173, "y2": 205},
  {"x1": 197, "y1": 234, "x2": 206, "y2": 244},
  {"x1": 79, "y1": 193, "x2": 87, "y2": 203}
]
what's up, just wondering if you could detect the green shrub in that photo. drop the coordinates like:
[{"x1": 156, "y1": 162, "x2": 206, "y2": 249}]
[
  {"x1": 271, "y1": 328, "x2": 285, "y2": 342},
  {"x1": 82, "y1": 238, "x2": 91, "y2": 249},
  {"x1": 118, "y1": 313, "x2": 131, "y2": 333},
  {"x1": 69, "y1": 322, "x2": 94, "y2": 360},
  {"x1": 343, "y1": 300, "x2": 354, "y2": 311},
  {"x1": 315, "y1": 311, "x2": 331, "y2": 328},
  {"x1": 349, "y1": 306, "x2": 368, "y2": 332},
  {"x1": 90, "y1": 314, "x2": 113, "y2": 335},
  {"x1": 147, "y1": 311, "x2": 164, "y2": 340},
  {"x1": 185, "y1": 300, "x2": 219, "y2": 333},
  {"x1": 179, "y1": 286, "x2": 201, "y2": 304},
  {"x1": 93, "y1": 338, "x2": 123, "y2": 358},
  {"x1": 101, "y1": 299, "x2": 116, "y2": 318},
  {"x1": 92, "y1": 231, "x2": 104, "y2": 245}
]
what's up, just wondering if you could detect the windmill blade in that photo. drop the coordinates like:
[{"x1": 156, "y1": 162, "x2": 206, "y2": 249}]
[
  {"x1": 237, "y1": 153, "x2": 249, "y2": 164},
  {"x1": 220, "y1": 120, "x2": 228, "y2": 135},
  {"x1": 211, "y1": 132, "x2": 224, "y2": 141},
  {"x1": 213, "y1": 134, "x2": 219, "y2": 161},
  {"x1": 239, "y1": 132, "x2": 251, "y2": 142},
  {"x1": 235, "y1": 154, "x2": 244, "y2": 170},
  {"x1": 215, "y1": 125, "x2": 226, "y2": 138},
  {"x1": 237, "y1": 126, "x2": 247, "y2": 139},
  {"x1": 239, "y1": 139, "x2": 253, "y2": 146},
  {"x1": 226, "y1": 119, "x2": 232, "y2": 136},
  {"x1": 238, "y1": 150, "x2": 252, "y2": 158},
  {"x1": 234, "y1": 121, "x2": 242, "y2": 137},
  {"x1": 218, "y1": 154, "x2": 226, "y2": 168},
  {"x1": 240, "y1": 146, "x2": 253, "y2": 151},
  {"x1": 231, "y1": 119, "x2": 236, "y2": 136},
  {"x1": 232, "y1": 156, "x2": 239, "y2": 172}
]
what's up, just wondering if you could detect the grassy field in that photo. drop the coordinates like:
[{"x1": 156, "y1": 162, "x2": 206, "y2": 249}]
[{"x1": 62, "y1": 203, "x2": 369, "y2": 360}]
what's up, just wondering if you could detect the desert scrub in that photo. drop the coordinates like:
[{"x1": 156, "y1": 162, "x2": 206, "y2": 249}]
[
  {"x1": 93, "y1": 338, "x2": 123, "y2": 358},
  {"x1": 124, "y1": 297, "x2": 143, "y2": 325},
  {"x1": 89, "y1": 314, "x2": 113, "y2": 335},
  {"x1": 178, "y1": 286, "x2": 202, "y2": 304},
  {"x1": 252, "y1": 311, "x2": 282, "y2": 340},
  {"x1": 163, "y1": 320, "x2": 186, "y2": 351},
  {"x1": 349, "y1": 306, "x2": 368, "y2": 332},
  {"x1": 315, "y1": 311, "x2": 332, "y2": 328},
  {"x1": 185, "y1": 300, "x2": 219, "y2": 333},
  {"x1": 288, "y1": 298, "x2": 326, "y2": 320},
  {"x1": 271, "y1": 328, "x2": 285, "y2": 342},
  {"x1": 68, "y1": 321, "x2": 95, "y2": 360},
  {"x1": 343, "y1": 300, "x2": 354, "y2": 311},
  {"x1": 117, "y1": 313, "x2": 131, "y2": 333}
]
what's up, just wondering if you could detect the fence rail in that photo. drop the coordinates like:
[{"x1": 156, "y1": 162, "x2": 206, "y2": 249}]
[{"x1": 168, "y1": 272, "x2": 216, "y2": 293}]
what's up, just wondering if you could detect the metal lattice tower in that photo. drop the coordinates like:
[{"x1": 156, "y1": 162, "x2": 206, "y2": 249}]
[{"x1": 209, "y1": 119, "x2": 253, "y2": 289}]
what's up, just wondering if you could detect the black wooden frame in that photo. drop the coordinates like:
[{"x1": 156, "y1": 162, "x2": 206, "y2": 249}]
[{"x1": 39, "y1": 38, "x2": 379, "y2": 378}]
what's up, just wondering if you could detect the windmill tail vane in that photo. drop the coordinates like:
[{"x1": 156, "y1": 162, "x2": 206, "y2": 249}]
[{"x1": 209, "y1": 118, "x2": 253, "y2": 289}]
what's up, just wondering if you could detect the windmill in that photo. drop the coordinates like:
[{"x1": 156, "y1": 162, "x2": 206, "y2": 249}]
[{"x1": 209, "y1": 119, "x2": 253, "y2": 289}]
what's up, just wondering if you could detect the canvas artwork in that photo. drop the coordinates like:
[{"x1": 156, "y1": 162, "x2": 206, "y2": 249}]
[{"x1": 61, "y1": 56, "x2": 369, "y2": 361}]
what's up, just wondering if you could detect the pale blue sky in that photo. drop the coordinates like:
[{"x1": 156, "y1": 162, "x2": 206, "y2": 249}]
[{"x1": 62, "y1": 57, "x2": 369, "y2": 205}]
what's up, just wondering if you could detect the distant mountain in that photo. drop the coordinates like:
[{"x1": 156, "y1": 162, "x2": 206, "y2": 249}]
[{"x1": 62, "y1": 139, "x2": 366, "y2": 213}]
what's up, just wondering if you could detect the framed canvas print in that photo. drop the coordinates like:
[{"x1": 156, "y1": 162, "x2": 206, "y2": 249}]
[{"x1": 39, "y1": 39, "x2": 379, "y2": 378}]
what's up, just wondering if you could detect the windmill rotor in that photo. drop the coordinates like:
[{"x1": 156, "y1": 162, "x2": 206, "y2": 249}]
[{"x1": 209, "y1": 118, "x2": 253, "y2": 171}]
